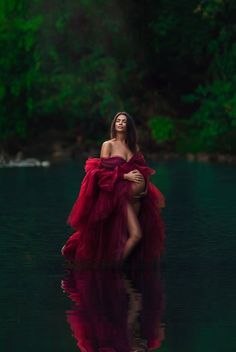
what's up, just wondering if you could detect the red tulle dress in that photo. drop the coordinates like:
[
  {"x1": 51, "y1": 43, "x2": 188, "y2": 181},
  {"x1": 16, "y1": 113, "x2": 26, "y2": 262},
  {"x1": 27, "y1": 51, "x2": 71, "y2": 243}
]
[{"x1": 62, "y1": 152, "x2": 165, "y2": 267}]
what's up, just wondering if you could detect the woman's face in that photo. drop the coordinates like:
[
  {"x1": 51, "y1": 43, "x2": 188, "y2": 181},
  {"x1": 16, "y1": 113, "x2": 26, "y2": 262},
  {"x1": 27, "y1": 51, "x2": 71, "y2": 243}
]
[{"x1": 115, "y1": 114, "x2": 127, "y2": 133}]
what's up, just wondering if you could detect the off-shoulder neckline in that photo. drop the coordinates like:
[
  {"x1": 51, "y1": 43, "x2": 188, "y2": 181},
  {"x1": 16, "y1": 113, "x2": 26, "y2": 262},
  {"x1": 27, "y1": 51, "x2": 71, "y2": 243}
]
[{"x1": 101, "y1": 153, "x2": 141, "y2": 163}]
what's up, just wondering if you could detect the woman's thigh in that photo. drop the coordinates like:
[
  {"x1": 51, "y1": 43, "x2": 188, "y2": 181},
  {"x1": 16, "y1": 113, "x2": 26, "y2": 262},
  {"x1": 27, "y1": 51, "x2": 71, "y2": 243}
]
[
  {"x1": 132, "y1": 199, "x2": 141, "y2": 216},
  {"x1": 126, "y1": 202, "x2": 141, "y2": 237},
  {"x1": 130, "y1": 181, "x2": 145, "y2": 215}
]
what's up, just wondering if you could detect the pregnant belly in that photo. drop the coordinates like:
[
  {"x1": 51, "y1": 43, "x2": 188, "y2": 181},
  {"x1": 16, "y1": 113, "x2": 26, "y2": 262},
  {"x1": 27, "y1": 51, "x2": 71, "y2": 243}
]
[{"x1": 130, "y1": 179, "x2": 146, "y2": 197}]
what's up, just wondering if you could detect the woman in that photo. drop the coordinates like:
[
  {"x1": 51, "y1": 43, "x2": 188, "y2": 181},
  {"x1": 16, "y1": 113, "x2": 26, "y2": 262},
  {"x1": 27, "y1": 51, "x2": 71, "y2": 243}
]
[{"x1": 61, "y1": 112, "x2": 165, "y2": 268}]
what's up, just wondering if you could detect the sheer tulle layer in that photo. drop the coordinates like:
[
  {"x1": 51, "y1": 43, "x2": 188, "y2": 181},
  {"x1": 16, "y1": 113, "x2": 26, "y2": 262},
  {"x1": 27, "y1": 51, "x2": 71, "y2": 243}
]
[{"x1": 62, "y1": 153, "x2": 165, "y2": 267}]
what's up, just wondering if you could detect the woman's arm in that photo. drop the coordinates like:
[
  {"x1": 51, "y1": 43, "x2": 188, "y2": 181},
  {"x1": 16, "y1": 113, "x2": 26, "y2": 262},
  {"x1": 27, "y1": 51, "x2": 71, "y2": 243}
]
[{"x1": 100, "y1": 141, "x2": 112, "y2": 158}]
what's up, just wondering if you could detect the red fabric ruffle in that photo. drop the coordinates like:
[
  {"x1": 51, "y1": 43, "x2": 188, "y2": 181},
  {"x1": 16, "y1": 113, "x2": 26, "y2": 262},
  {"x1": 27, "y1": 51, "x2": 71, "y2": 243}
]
[{"x1": 62, "y1": 153, "x2": 165, "y2": 267}]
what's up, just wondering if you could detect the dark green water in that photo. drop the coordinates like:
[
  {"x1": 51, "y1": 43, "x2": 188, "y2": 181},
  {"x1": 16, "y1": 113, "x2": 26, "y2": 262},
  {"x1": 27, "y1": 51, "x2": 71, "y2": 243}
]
[{"x1": 0, "y1": 159, "x2": 235, "y2": 352}]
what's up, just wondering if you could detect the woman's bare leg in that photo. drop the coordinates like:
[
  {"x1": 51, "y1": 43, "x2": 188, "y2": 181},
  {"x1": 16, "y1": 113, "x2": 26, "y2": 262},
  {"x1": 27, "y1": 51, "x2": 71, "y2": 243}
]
[
  {"x1": 132, "y1": 198, "x2": 141, "y2": 215},
  {"x1": 122, "y1": 202, "x2": 142, "y2": 261}
]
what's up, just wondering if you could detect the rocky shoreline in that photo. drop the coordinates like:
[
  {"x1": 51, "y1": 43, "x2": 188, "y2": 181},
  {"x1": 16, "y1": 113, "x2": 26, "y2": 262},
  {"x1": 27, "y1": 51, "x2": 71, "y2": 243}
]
[
  {"x1": 1, "y1": 143, "x2": 236, "y2": 167},
  {"x1": 148, "y1": 152, "x2": 236, "y2": 164},
  {"x1": 1, "y1": 129, "x2": 235, "y2": 167}
]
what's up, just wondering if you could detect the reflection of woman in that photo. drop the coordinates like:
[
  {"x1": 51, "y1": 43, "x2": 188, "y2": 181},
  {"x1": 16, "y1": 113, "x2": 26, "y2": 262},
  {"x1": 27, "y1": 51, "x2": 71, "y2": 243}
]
[
  {"x1": 62, "y1": 112, "x2": 165, "y2": 267},
  {"x1": 61, "y1": 269, "x2": 165, "y2": 351}
]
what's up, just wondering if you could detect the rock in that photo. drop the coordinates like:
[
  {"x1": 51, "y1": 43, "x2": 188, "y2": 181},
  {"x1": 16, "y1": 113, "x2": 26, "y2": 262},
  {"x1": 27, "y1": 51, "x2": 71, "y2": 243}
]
[
  {"x1": 163, "y1": 152, "x2": 180, "y2": 160},
  {"x1": 216, "y1": 154, "x2": 236, "y2": 163},
  {"x1": 0, "y1": 157, "x2": 50, "y2": 168},
  {"x1": 0, "y1": 151, "x2": 9, "y2": 165},
  {"x1": 8, "y1": 158, "x2": 41, "y2": 167},
  {"x1": 14, "y1": 151, "x2": 24, "y2": 162},
  {"x1": 186, "y1": 153, "x2": 195, "y2": 161},
  {"x1": 230, "y1": 155, "x2": 236, "y2": 163},
  {"x1": 217, "y1": 154, "x2": 227, "y2": 162},
  {"x1": 41, "y1": 160, "x2": 50, "y2": 167},
  {"x1": 51, "y1": 142, "x2": 72, "y2": 160},
  {"x1": 196, "y1": 153, "x2": 210, "y2": 162}
]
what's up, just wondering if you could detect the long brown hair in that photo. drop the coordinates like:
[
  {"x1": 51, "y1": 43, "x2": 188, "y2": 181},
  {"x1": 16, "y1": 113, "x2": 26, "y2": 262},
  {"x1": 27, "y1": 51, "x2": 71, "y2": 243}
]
[{"x1": 110, "y1": 112, "x2": 138, "y2": 153}]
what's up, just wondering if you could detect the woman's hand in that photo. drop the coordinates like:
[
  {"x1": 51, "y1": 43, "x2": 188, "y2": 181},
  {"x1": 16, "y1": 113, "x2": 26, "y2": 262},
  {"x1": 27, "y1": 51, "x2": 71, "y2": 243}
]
[{"x1": 124, "y1": 169, "x2": 144, "y2": 183}]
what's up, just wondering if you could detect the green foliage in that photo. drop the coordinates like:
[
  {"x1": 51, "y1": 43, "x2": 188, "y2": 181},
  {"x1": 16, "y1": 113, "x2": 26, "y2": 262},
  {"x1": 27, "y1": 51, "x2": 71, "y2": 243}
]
[
  {"x1": 148, "y1": 116, "x2": 175, "y2": 144},
  {"x1": 0, "y1": 0, "x2": 236, "y2": 154},
  {"x1": 182, "y1": 0, "x2": 236, "y2": 153},
  {"x1": 0, "y1": 0, "x2": 43, "y2": 139},
  {"x1": 182, "y1": 77, "x2": 236, "y2": 153}
]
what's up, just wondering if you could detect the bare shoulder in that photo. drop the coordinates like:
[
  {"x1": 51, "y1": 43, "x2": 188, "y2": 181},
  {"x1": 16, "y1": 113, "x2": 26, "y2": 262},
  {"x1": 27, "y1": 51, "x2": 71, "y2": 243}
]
[
  {"x1": 101, "y1": 140, "x2": 113, "y2": 147},
  {"x1": 100, "y1": 140, "x2": 112, "y2": 157}
]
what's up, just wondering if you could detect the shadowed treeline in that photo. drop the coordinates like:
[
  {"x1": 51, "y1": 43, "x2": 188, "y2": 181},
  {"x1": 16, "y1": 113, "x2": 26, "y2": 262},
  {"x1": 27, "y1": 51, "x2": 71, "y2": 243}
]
[{"x1": 1, "y1": 0, "x2": 236, "y2": 155}]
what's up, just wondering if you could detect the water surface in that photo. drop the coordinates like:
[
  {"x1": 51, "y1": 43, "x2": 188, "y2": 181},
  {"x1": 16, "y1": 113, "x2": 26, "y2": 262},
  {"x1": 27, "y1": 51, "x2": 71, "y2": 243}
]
[{"x1": 0, "y1": 159, "x2": 235, "y2": 351}]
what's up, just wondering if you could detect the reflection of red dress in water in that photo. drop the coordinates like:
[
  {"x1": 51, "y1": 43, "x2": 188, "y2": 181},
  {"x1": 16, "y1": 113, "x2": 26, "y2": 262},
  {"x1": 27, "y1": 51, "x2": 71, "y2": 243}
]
[
  {"x1": 62, "y1": 152, "x2": 165, "y2": 267},
  {"x1": 61, "y1": 269, "x2": 165, "y2": 351}
]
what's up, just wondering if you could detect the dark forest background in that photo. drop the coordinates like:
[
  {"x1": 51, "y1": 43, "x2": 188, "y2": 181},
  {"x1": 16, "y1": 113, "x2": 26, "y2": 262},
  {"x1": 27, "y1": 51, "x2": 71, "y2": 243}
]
[{"x1": 1, "y1": 0, "x2": 236, "y2": 157}]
